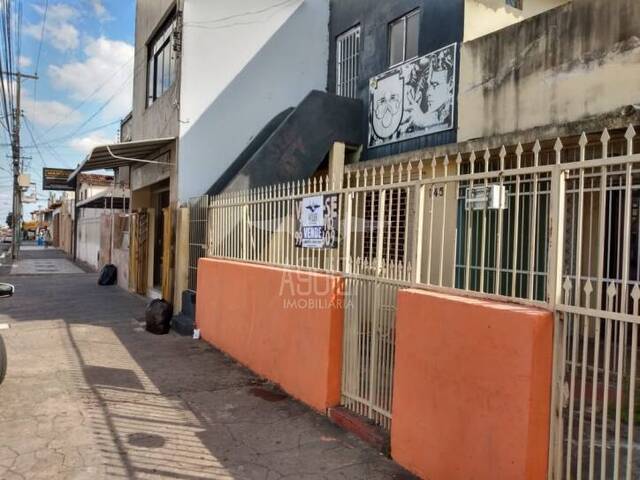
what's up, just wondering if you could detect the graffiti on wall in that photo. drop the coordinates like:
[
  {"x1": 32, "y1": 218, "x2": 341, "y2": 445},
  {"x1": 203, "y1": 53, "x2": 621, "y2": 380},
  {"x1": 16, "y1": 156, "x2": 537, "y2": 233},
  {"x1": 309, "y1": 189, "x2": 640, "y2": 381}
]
[{"x1": 368, "y1": 43, "x2": 457, "y2": 148}]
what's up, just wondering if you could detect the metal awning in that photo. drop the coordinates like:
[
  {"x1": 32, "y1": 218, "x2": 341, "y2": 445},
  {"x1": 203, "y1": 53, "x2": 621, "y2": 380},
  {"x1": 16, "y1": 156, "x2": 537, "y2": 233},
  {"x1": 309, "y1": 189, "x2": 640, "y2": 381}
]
[
  {"x1": 68, "y1": 137, "x2": 175, "y2": 183},
  {"x1": 76, "y1": 187, "x2": 130, "y2": 210}
]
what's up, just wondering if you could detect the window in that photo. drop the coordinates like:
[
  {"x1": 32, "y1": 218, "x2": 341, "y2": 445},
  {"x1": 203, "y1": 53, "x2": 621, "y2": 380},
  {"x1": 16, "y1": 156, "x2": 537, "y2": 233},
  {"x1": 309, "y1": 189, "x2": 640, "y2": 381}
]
[
  {"x1": 506, "y1": 0, "x2": 523, "y2": 9},
  {"x1": 336, "y1": 25, "x2": 361, "y2": 99},
  {"x1": 147, "y1": 13, "x2": 177, "y2": 107},
  {"x1": 388, "y1": 9, "x2": 420, "y2": 67}
]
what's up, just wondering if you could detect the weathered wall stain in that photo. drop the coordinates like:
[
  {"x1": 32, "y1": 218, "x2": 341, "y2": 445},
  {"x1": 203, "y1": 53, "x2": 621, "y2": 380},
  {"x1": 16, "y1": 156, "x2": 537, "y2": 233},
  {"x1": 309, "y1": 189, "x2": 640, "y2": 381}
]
[{"x1": 459, "y1": 0, "x2": 640, "y2": 141}]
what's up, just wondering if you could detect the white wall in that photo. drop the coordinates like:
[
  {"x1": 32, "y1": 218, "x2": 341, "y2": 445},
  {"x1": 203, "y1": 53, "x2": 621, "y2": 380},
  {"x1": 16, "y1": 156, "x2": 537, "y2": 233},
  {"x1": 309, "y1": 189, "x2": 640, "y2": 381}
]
[
  {"x1": 76, "y1": 209, "x2": 102, "y2": 270},
  {"x1": 178, "y1": 0, "x2": 329, "y2": 202},
  {"x1": 464, "y1": 0, "x2": 568, "y2": 42}
]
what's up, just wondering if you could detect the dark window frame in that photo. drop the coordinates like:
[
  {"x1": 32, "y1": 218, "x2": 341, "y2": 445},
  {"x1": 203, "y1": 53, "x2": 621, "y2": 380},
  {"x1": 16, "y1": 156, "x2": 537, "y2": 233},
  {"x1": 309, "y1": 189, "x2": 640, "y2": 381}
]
[
  {"x1": 388, "y1": 8, "x2": 420, "y2": 68},
  {"x1": 146, "y1": 10, "x2": 177, "y2": 108}
]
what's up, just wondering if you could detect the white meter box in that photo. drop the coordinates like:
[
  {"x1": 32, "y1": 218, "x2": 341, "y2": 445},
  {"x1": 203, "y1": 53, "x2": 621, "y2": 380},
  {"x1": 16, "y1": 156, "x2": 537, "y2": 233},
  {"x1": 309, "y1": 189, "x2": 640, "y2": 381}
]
[{"x1": 465, "y1": 185, "x2": 507, "y2": 211}]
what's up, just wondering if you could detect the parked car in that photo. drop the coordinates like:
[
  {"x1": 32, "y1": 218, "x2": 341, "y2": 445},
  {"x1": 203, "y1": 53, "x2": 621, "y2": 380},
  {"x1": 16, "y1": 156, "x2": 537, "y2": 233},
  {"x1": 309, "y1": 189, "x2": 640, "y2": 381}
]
[{"x1": 0, "y1": 283, "x2": 13, "y2": 385}]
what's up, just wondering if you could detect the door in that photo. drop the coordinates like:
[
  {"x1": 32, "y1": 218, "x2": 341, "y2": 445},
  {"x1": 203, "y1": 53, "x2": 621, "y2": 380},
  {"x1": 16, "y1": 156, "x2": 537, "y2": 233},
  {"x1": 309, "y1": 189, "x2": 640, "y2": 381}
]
[{"x1": 153, "y1": 190, "x2": 170, "y2": 288}]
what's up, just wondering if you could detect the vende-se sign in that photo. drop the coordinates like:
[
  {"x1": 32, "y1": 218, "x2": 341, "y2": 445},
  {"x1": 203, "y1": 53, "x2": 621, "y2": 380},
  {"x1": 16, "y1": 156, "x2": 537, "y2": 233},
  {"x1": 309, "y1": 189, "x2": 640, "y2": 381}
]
[
  {"x1": 295, "y1": 194, "x2": 339, "y2": 249},
  {"x1": 42, "y1": 168, "x2": 75, "y2": 191}
]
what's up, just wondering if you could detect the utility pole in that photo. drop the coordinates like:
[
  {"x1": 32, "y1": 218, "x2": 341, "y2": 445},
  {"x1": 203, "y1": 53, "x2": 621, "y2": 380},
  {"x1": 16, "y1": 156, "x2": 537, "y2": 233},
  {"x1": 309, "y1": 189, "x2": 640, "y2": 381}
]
[{"x1": 10, "y1": 72, "x2": 38, "y2": 260}]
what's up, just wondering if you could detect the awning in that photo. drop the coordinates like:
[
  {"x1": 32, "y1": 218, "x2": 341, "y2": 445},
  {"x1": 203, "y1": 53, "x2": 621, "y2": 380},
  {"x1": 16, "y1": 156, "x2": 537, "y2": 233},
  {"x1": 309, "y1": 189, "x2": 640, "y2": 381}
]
[
  {"x1": 76, "y1": 188, "x2": 130, "y2": 210},
  {"x1": 67, "y1": 137, "x2": 175, "y2": 183}
]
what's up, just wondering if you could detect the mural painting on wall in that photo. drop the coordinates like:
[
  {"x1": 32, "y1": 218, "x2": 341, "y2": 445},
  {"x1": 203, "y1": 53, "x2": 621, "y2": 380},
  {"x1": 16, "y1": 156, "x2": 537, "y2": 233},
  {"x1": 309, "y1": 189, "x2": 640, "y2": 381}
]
[{"x1": 368, "y1": 43, "x2": 457, "y2": 148}]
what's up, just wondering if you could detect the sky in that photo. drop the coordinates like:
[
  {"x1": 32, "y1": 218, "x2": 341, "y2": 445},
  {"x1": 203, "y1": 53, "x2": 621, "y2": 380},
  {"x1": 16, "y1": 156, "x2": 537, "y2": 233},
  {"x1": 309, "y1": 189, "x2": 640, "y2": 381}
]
[{"x1": 0, "y1": 0, "x2": 135, "y2": 225}]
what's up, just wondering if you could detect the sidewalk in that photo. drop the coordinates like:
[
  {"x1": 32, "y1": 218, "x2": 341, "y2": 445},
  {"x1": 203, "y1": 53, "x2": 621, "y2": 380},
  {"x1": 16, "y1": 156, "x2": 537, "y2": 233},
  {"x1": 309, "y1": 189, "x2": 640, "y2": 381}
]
[{"x1": 0, "y1": 247, "x2": 412, "y2": 479}]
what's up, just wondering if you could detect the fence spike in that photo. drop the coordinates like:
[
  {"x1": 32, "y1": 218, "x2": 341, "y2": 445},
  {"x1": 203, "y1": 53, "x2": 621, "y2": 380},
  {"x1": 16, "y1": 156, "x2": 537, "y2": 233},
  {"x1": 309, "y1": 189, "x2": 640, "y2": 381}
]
[
  {"x1": 469, "y1": 151, "x2": 476, "y2": 174},
  {"x1": 601, "y1": 128, "x2": 611, "y2": 159},
  {"x1": 515, "y1": 142, "x2": 523, "y2": 169},
  {"x1": 443, "y1": 155, "x2": 449, "y2": 177},
  {"x1": 483, "y1": 147, "x2": 491, "y2": 173},
  {"x1": 413, "y1": 160, "x2": 420, "y2": 180},
  {"x1": 563, "y1": 277, "x2": 572, "y2": 293},
  {"x1": 625, "y1": 124, "x2": 636, "y2": 155},
  {"x1": 554, "y1": 138, "x2": 563, "y2": 164},
  {"x1": 455, "y1": 153, "x2": 462, "y2": 175},
  {"x1": 631, "y1": 284, "x2": 640, "y2": 304},
  {"x1": 607, "y1": 282, "x2": 617, "y2": 299},
  {"x1": 499, "y1": 146, "x2": 506, "y2": 170},
  {"x1": 583, "y1": 279, "x2": 593, "y2": 297},
  {"x1": 431, "y1": 157, "x2": 437, "y2": 178},
  {"x1": 379, "y1": 166, "x2": 385, "y2": 185},
  {"x1": 579, "y1": 132, "x2": 588, "y2": 162},
  {"x1": 397, "y1": 162, "x2": 404, "y2": 182}
]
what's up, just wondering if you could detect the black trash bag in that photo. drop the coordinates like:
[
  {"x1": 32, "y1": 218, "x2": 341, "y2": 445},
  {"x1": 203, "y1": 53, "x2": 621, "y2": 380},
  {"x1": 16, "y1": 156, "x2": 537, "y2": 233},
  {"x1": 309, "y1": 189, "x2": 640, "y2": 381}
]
[
  {"x1": 145, "y1": 299, "x2": 173, "y2": 335},
  {"x1": 98, "y1": 264, "x2": 117, "y2": 286}
]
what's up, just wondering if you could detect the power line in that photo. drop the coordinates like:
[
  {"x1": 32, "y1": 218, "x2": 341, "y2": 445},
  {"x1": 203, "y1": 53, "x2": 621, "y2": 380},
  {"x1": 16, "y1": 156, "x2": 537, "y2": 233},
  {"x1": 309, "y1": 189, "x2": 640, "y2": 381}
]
[{"x1": 32, "y1": 0, "x2": 48, "y2": 121}]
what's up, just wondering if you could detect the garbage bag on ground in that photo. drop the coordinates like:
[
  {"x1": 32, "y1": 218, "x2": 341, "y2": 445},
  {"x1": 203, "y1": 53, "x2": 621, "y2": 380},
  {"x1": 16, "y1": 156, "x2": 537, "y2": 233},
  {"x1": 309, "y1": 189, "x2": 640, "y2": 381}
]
[
  {"x1": 97, "y1": 264, "x2": 117, "y2": 286},
  {"x1": 145, "y1": 299, "x2": 173, "y2": 335}
]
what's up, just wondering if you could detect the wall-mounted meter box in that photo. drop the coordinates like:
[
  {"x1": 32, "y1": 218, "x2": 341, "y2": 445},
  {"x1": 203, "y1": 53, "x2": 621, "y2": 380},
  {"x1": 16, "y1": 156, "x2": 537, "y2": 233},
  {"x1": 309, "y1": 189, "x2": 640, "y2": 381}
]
[
  {"x1": 18, "y1": 174, "x2": 31, "y2": 188},
  {"x1": 465, "y1": 185, "x2": 507, "y2": 211}
]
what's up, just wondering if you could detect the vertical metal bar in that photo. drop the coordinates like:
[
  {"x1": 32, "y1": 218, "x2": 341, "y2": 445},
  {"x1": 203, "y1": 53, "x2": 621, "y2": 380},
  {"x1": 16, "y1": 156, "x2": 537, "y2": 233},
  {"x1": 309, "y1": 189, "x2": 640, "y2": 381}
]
[
  {"x1": 511, "y1": 145, "x2": 523, "y2": 297},
  {"x1": 465, "y1": 153, "x2": 476, "y2": 291},
  {"x1": 412, "y1": 176, "x2": 426, "y2": 284}
]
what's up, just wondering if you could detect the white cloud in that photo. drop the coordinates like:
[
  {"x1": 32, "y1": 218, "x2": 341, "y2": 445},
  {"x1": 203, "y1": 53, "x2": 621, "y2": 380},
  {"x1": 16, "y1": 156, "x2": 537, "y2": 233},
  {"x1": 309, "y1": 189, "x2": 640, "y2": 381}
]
[
  {"x1": 69, "y1": 132, "x2": 114, "y2": 155},
  {"x1": 22, "y1": 96, "x2": 82, "y2": 128},
  {"x1": 48, "y1": 37, "x2": 134, "y2": 120},
  {"x1": 19, "y1": 56, "x2": 32, "y2": 68},
  {"x1": 89, "y1": 0, "x2": 111, "y2": 21},
  {"x1": 24, "y1": 3, "x2": 80, "y2": 52}
]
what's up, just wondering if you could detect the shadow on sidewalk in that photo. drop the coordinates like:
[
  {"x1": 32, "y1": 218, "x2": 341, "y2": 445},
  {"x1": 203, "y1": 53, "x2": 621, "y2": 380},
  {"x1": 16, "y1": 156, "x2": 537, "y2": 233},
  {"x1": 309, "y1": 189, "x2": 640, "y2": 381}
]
[{"x1": 0, "y1": 273, "x2": 413, "y2": 479}]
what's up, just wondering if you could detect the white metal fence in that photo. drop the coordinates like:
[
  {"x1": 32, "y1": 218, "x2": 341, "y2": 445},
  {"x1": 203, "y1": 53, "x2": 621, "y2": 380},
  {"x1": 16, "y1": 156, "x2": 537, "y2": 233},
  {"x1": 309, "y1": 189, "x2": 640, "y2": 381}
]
[{"x1": 193, "y1": 125, "x2": 640, "y2": 479}]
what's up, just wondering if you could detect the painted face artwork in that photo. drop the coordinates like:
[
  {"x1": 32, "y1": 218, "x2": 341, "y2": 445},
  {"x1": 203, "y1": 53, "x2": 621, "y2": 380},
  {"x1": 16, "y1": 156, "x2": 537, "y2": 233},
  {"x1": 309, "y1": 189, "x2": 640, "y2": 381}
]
[{"x1": 368, "y1": 43, "x2": 457, "y2": 148}]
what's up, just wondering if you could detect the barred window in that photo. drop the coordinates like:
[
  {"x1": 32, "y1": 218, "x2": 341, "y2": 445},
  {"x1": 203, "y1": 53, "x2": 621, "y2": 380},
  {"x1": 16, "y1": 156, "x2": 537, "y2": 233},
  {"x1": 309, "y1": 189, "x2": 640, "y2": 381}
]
[
  {"x1": 336, "y1": 25, "x2": 361, "y2": 99},
  {"x1": 506, "y1": 0, "x2": 523, "y2": 9}
]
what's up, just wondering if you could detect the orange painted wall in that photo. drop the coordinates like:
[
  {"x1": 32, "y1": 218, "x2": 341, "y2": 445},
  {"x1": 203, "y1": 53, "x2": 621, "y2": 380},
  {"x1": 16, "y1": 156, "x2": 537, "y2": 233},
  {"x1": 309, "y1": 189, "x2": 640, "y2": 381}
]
[
  {"x1": 196, "y1": 258, "x2": 344, "y2": 412},
  {"x1": 391, "y1": 289, "x2": 553, "y2": 480}
]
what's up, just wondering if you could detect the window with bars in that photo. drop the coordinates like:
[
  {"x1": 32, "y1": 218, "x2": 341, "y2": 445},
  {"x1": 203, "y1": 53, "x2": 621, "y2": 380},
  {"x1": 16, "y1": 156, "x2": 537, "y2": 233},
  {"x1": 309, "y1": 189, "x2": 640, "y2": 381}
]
[
  {"x1": 147, "y1": 12, "x2": 177, "y2": 107},
  {"x1": 506, "y1": 0, "x2": 523, "y2": 9},
  {"x1": 389, "y1": 9, "x2": 420, "y2": 67},
  {"x1": 336, "y1": 25, "x2": 361, "y2": 99}
]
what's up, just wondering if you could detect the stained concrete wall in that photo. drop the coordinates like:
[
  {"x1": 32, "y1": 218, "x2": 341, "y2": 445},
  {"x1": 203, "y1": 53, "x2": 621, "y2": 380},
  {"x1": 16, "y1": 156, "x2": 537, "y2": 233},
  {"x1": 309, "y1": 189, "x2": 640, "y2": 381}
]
[
  {"x1": 196, "y1": 259, "x2": 344, "y2": 412},
  {"x1": 130, "y1": 0, "x2": 179, "y2": 207},
  {"x1": 392, "y1": 288, "x2": 553, "y2": 480},
  {"x1": 459, "y1": 0, "x2": 640, "y2": 142},
  {"x1": 464, "y1": 0, "x2": 568, "y2": 42},
  {"x1": 178, "y1": 0, "x2": 330, "y2": 202},
  {"x1": 131, "y1": 0, "x2": 179, "y2": 143}
]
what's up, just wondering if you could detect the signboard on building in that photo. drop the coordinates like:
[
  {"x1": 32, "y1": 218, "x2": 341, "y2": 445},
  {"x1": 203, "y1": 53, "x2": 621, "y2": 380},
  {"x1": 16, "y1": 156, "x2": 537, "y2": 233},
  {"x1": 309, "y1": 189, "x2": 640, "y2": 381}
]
[
  {"x1": 368, "y1": 43, "x2": 457, "y2": 148},
  {"x1": 295, "y1": 194, "x2": 339, "y2": 249},
  {"x1": 43, "y1": 168, "x2": 75, "y2": 191}
]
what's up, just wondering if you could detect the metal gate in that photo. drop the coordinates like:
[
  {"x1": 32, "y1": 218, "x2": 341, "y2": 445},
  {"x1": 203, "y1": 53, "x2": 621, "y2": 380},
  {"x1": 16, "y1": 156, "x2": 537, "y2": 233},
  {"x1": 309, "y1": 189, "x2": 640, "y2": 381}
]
[
  {"x1": 341, "y1": 274, "x2": 401, "y2": 430},
  {"x1": 339, "y1": 180, "x2": 412, "y2": 430}
]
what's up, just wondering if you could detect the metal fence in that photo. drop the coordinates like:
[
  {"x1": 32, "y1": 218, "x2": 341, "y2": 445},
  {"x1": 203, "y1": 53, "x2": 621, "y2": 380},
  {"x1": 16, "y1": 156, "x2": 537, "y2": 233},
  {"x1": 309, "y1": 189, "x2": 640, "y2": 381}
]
[
  {"x1": 188, "y1": 196, "x2": 209, "y2": 291},
  {"x1": 192, "y1": 125, "x2": 640, "y2": 479}
]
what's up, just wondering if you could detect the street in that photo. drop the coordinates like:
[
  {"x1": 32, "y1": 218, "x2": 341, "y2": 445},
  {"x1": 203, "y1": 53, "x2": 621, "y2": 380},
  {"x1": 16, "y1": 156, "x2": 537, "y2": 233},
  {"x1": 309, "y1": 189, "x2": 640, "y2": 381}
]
[{"x1": 0, "y1": 246, "x2": 409, "y2": 480}]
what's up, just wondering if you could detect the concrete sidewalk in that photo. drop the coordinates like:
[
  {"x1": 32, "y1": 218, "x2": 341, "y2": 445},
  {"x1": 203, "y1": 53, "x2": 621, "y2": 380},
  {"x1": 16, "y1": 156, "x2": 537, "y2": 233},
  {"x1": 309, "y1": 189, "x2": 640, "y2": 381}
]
[{"x1": 0, "y1": 249, "x2": 411, "y2": 479}]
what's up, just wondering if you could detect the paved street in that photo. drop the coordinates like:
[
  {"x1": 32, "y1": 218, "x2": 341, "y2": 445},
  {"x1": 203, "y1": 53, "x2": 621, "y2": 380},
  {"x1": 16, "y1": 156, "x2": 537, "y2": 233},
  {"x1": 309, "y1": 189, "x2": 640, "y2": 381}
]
[{"x1": 0, "y1": 247, "x2": 410, "y2": 480}]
